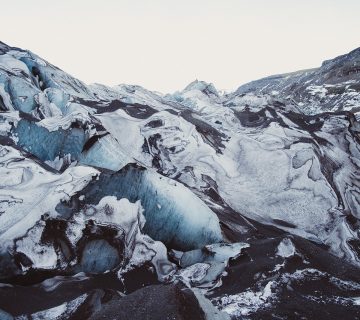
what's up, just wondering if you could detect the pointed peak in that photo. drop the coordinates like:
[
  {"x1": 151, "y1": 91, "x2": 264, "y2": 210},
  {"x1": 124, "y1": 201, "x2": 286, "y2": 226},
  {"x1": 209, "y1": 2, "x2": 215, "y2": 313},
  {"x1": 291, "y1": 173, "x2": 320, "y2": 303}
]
[{"x1": 183, "y1": 80, "x2": 219, "y2": 97}]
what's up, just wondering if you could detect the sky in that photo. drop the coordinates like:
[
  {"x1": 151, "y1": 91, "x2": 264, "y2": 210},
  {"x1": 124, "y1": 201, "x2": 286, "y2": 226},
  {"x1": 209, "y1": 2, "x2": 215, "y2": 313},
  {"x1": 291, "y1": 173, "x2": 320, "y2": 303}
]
[{"x1": 1, "y1": 0, "x2": 360, "y2": 93}]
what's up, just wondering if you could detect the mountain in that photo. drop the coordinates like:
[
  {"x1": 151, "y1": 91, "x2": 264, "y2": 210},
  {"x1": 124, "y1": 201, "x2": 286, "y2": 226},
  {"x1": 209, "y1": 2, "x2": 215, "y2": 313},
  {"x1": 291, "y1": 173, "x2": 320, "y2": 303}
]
[
  {"x1": 0, "y1": 41, "x2": 360, "y2": 319},
  {"x1": 233, "y1": 48, "x2": 360, "y2": 115}
]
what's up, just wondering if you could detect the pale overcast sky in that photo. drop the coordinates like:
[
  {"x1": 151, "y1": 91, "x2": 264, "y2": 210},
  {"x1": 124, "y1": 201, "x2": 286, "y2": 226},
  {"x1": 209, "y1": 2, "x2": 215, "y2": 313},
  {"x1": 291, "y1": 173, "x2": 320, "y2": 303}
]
[{"x1": 1, "y1": 0, "x2": 360, "y2": 93}]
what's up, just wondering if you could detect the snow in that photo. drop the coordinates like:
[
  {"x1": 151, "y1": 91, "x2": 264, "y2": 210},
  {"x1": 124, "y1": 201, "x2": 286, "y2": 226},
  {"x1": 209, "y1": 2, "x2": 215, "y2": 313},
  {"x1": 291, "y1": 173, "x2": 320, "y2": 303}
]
[
  {"x1": 0, "y1": 53, "x2": 31, "y2": 77},
  {"x1": 173, "y1": 242, "x2": 249, "y2": 289},
  {"x1": 31, "y1": 303, "x2": 68, "y2": 320},
  {"x1": 276, "y1": 238, "x2": 296, "y2": 258},
  {"x1": 29, "y1": 293, "x2": 88, "y2": 320},
  {"x1": 94, "y1": 110, "x2": 144, "y2": 162},
  {"x1": 0, "y1": 41, "x2": 360, "y2": 311},
  {"x1": 0, "y1": 145, "x2": 99, "y2": 246},
  {"x1": 78, "y1": 165, "x2": 223, "y2": 250},
  {"x1": 15, "y1": 220, "x2": 58, "y2": 270},
  {"x1": 79, "y1": 134, "x2": 131, "y2": 171},
  {"x1": 214, "y1": 281, "x2": 275, "y2": 317},
  {"x1": 37, "y1": 109, "x2": 92, "y2": 132},
  {"x1": 67, "y1": 196, "x2": 175, "y2": 279},
  {"x1": 2, "y1": 45, "x2": 356, "y2": 265},
  {"x1": 175, "y1": 263, "x2": 211, "y2": 287},
  {"x1": 0, "y1": 84, "x2": 14, "y2": 111},
  {"x1": 85, "y1": 82, "x2": 360, "y2": 265},
  {"x1": 307, "y1": 85, "x2": 328, "y2": 98}
]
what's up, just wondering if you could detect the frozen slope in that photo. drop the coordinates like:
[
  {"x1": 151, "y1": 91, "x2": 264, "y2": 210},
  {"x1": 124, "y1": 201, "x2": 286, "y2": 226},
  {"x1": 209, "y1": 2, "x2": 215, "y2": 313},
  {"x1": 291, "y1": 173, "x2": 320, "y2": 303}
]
[
  {"x1": 233, "y1": 47, "x2": 360, "y2": 115},
  {"x1": 0, "y1": 41, "x2": 360, "y2": 319}
]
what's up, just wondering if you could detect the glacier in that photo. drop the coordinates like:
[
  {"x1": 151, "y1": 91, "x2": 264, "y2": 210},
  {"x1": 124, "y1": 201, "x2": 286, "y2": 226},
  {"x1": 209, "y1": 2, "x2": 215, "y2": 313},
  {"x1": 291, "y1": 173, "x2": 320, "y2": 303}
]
[
  {"x1": 0, "y1": 40, "x2": 360, "y2": 319},
  {"x1": 63, "y1": 164, "x2": 223, "y2": 250}
]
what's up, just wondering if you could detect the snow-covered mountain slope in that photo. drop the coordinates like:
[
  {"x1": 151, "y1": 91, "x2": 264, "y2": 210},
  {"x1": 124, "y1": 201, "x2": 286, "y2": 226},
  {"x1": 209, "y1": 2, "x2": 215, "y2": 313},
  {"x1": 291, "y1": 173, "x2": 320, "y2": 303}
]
[
  {"x1": 233, "y1": 47, "x2": 360, "y2": 115},
  {"x1": 0, "y1": 41, "x2": 360, "y2": 319}
]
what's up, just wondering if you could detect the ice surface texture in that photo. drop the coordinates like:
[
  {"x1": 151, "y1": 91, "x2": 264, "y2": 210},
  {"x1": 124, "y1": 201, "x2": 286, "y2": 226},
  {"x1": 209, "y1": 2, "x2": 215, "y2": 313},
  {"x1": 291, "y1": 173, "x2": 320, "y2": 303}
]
[{"x1": 1, "y1": 41, "x2": 360, "y2": 319}]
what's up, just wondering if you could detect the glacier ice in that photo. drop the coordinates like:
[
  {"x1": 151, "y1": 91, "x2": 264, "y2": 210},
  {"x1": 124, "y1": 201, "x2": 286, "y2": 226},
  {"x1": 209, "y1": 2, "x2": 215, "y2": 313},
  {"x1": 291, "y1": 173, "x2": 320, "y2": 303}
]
[
  {"x1": 1, "y1": 41, "x2": 360, "y2": 319},
  {"x1": 7, "y1": 115, "x2": 130, "y2": 172},
  {"x1": 66, "y1": 195, "x2": 175, "y2": 278},
  {"x1": 79, "y1": 240, "x2": 121, "y2": 273},
  {"x1": 13, "y1": 118, "x2": 87, "y2": 162},
  {"x1": 276, "y1": 238, "x2": 296, "y2": 258},
  {"x1": 69, "y1": 164, "x2": 223, "y2": 251},
  {"x1": 79, "y1": 134, "x2": 131, "y2": 171},
  {"x1": 0, "y1": 145, "x2": 98, "y2": 246},
  {"x1": 3, "y1": 186, "x2": 175, "y2": 279},
  {"x1": 172, "y1": 242, "x2": 249, "y2": 289}
]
